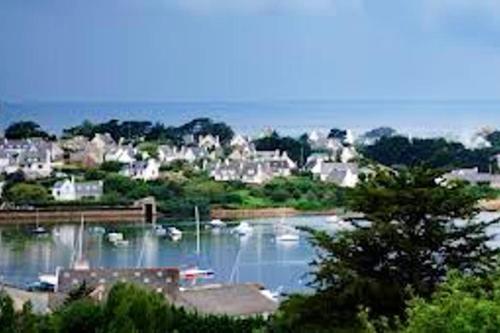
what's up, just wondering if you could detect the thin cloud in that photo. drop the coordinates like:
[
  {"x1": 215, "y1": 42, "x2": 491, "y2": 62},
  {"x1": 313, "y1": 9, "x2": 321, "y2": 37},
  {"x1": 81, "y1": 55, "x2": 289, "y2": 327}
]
[
  {"x1": 423, "y1": 0, "x2": 500, "y2": 28},
  {"x1": 170, "y1": 0, "x2": 363, "y2": 15}
]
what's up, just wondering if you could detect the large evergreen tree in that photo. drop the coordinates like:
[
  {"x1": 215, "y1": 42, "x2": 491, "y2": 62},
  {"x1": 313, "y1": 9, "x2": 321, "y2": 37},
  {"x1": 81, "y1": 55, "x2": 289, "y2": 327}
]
[
  {"x1": 279, "y1": 168, "x2": 499, "y2": 331},
  {"x1": 4, "y1": 121, "x2": 53, "y2": 140}
]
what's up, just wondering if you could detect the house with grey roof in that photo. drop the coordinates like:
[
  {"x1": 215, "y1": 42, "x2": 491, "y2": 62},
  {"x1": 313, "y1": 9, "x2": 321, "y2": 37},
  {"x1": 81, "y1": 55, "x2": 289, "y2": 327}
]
[
  {"x1": 0, "y1": 138, "x2": 63, "y2": 178},
  {"x1": 198, "y1": 134, "x2": 220, "y2": 149},
  {"x1": 104, "y1": 144, "x2": 136, "y2": 164},
  {"x1": 54, "y1": 267, "x2": 277, "y2": 317},
  {"x1": 209, "y1": 160, "x2": 274, "y2": 184},
  {"x1": 176, "y1": 283, "x2": 278, "y2": 317},
  {"x1": 52, "y1": 178, "x2": 103, "y2": 201},
  {"x1": 0, "y1": 138, "x2": 63, "y2": 162},
  {"x1": 442, "y1": 167, "x2": 500, "y2": 189},
  {"x1": 157, "y1": 145, "x2": 210, "y2": 165},
  {"x1": 121, "y1": 159, "x2": 160, "y2": 180},
  {"x1": 17, "y1": 148, "x2": 53, "y2": 179},
  {"x1": 310, "y1": 160, "x2": 360, "y2": 187}
]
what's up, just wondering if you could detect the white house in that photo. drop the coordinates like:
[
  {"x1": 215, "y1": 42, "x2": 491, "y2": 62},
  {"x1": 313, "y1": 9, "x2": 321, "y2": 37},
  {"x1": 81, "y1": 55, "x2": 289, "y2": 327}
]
[
  {"x1": 230, "y1": 134, "x2": 250, "y2": 148},
  {"x1": 52, "y1": 178, "x2": 103, "y2": 201},
  {"x1": 442, "y1": 167, "x2": 500, "y2": 189},
  {"x1": 157, "y1": 145, "x2": 209, "y2": 165},
  {"x1": 121, "y1": 159, "x2": 160, "y2": 181},
  {"x1": 340, "y1": 146, "x2": 357, "y2": 163},
  {"x1": 105, "y1": 145, "x2": 136, "y2": 164},
  {"x1": 17, "y1": 148, "x2": 53, "y2": 179},
  {"x1": 198, "y1": 134, "x2": 220, "y2": 149},
  {"x1": 255, "y1": 150, "x2": 297, "y2": 169},
  {"x1": 157, "y1": 145, "x2": 178, "y2": 164},
  {"x1": 208, "y1": 160, "x2": 273, "y2": 184},
  {"x1": 311, "y1": 160, "x2": 359, "y2": 187}
]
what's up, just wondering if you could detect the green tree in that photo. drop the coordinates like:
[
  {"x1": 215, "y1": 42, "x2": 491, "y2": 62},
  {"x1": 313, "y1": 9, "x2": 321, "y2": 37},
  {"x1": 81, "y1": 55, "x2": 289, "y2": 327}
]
[
  {"x1": 6, "y1": 183, "x2": 50, "y2": 204},
  {"x1": 404, "y1": 271, "x2": 500, "y2": 333},
  {"x1": 17, "y1": 302, "x2": 38, "y2": 333},
  {"x1": 279, "y1": 168, "x2": 499, "y2": 331},
  {"x1": 362, "y1": 135, "x2": 497, "y2": 172},
  {"x1": 0, "y1": 290, "x2": 16, "y2": 333},
  {"x1": 55, "y1": 300, "x2": 102, "y2": 333},
  {"x1": 327, "y1": 128, "x2": 347, "y2": 141},
  {"x1": 99, "y1": 161, "x2": 123, "y2": 173},
  {"x1": 253, "y1": 131, "x2": 311, "y2": 167},
  {"x1": 102, "y1": 283, "x2": 170, "y2": 333},
  {"x1": 5, "y1": 121, "x2": 53, "y2": 140}
]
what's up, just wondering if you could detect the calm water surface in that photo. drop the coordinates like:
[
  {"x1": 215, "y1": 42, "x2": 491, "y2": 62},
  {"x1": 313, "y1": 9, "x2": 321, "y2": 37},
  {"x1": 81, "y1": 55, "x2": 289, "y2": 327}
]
[
  {"x1": 0, "y1": 216, "x2": 337, "y2": 293},
  {"x1": 2, "y1": 213, "x2": 500, "y2": 293}
]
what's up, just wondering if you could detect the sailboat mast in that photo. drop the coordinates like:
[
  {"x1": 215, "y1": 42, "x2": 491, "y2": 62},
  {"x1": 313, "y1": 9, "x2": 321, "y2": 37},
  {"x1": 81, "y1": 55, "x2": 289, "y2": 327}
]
[
  {"x1": 195, "y1": 206, "x2": 200, "y2": 255},
  {"x1": 77, "y1": 214, "x2": 84, "y2": 262}
]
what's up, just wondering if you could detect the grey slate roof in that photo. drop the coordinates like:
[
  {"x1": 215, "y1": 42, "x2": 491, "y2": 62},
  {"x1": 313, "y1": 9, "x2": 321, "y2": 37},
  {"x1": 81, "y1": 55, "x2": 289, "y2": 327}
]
[{"x1": 176, "y1": 283, "x2": 278, "y2": 317}]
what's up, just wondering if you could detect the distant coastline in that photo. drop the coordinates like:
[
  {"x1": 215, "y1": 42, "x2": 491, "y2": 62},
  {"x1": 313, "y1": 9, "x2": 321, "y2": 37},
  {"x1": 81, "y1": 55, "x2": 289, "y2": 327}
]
[{"x1": 3, "y1": 100, "x2": 500, "y2": 140}]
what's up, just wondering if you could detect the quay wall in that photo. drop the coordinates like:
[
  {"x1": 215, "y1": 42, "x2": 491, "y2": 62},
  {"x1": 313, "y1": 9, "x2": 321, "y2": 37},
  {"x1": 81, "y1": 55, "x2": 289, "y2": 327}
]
[
  {"x1": 0, "y1": 207, "x2": 148, "y2": 224},
  {"x1": 210, "y1": 207, "x2": 338, "y2": 220}
]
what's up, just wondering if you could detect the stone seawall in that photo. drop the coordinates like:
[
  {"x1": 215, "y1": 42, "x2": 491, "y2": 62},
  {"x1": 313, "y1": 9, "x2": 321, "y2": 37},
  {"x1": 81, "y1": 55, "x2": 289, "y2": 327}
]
[
  {"x1": 210, "y1": 207, "x2": 337, "y2": 220},
  {"x1": 0, "y1": 207, "x2": 147, "y2": 224}
]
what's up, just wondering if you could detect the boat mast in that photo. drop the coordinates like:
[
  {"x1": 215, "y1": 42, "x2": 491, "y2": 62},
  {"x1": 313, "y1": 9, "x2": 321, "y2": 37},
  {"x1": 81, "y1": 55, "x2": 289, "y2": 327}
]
[
  {"x1": 77, "y1": 214, "x2": 84, "y2": 262},
  {"x1": 195, "y1": 206, "x2": 200, "y2": 255}
]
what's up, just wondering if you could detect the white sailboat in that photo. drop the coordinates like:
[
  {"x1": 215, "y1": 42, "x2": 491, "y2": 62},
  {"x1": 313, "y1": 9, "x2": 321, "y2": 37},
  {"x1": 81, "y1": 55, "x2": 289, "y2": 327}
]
[
  {"x1": 275, "y1": 217, "x2": 300, "y2": 242},
  {"x1": 32, "y1": 209, "x2": 48, "y2": 235},
  {"x1": 153, "y1": 224, "x2": 167, "y2": 237},
  {"x1": 233, "y1": 222, "x2": 253, "y2": 236},
  {"x1": 73, "y1": 214, "x2": 90, "y2": 270},
  {"x1": 107, "y1": 232, "x2": 130, "y2": 247},
  {"x1": 209, "y1": 219, "x2": 227, "y2": 228},
  {"x1": 180, "y1": 206, "x2": 214, "y2": 282}
]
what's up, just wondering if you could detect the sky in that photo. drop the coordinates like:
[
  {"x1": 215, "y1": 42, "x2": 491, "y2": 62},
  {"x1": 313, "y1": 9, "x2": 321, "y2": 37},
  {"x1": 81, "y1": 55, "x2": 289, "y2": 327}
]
[{"x1": 1, "y1": 0, "x2": 500, "y2": 103}]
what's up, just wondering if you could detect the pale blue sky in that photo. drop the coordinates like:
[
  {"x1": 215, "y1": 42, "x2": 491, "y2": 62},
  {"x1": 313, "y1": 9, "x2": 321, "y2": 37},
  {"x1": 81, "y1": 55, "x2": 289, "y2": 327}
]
[{"x1": 1, "y1": 0, "x2": 500, "y2": 102}]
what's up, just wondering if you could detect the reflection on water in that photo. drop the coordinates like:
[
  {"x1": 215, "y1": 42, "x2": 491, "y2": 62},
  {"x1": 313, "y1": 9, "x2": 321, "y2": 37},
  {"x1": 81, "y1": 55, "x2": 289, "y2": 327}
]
[
  {"x1": 0, "y1": 216, "x2": 334, "y2": 292},
  {"x1": 1, "y1": 213, "x2": 500, "y2": 292}
]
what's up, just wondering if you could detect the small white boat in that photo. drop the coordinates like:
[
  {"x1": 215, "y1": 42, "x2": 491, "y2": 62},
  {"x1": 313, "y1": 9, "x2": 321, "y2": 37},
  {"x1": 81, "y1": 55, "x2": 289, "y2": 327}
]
[
  {"x1": 39, "y1": 274, "x2": 58, "y2": 286},
  {"x1": 209, "y1": 219, "x2": 226, "y2": 228},
  {"x1": 113, "y1": 239, "x2": 130, "y2": 247},
  {"x1": 89, "y1": 226, "x2": 106, "y2": 235},
  {"x1": 32, "y1": 226, "x2": 48, "y2": 235},
  {"x1": 170, "y1": 234, "x2": 182, "y2": 242},
  {"x1": 107, "y1": 232, "x2": 124, "y2": 243},
  {"x1": 153, "y1": 225, "x2": 167, "y2": 237},
  {"x1": 233, "y1": 222, "x2": 253, "y2": 236},
  {"x1": 326, "y1": 215, "x2": 341, "y2": 223},
  {"x1": 276, "y1": 233, "x2": 300, "y2": 242},
  {"x1": 167, "y1": 227, "x2": 183, "y2": 238},
  {"x1": 180, "y1": 267, "x2": 215, "y2": 280},
  {"x1": 32, "y1": 210, "x2": 48, "y2": 235},
  {"x1": 331, "y1": 220, "x2": 355, "y2": 232},
  {"x1": 107, "y1": 232, "x2": 130, "y2": 247},
  {"x1": 276, "y1": 224, "x2": 300, "y2": 242}
]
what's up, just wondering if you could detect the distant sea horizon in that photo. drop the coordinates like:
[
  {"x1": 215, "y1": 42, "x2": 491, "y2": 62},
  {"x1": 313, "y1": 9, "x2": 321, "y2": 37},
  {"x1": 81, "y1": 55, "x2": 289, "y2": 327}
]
[{"x1": 2, "y1": 99, "x2": 500, "y2": 141}]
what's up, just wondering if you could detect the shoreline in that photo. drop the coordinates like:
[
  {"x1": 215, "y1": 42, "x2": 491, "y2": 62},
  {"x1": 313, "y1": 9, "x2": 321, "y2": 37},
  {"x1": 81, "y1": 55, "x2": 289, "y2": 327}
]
[
  {"x1": 0, "y1": 206, "x2": 339, "y2": 225},
  {"x1": 210, "y1": 207, "x2": 339, "y2": 220}
]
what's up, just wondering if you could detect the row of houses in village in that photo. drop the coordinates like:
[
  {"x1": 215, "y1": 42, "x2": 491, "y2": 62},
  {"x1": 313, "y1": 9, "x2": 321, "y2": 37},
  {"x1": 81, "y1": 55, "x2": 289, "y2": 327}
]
[{"x1": 0, "y1": 130, "x2": 366, "y2": 205}]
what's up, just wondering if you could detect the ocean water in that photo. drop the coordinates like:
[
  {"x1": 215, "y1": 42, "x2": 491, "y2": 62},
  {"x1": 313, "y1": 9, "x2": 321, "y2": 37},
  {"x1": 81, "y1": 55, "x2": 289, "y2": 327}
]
[{"x1": 2, "y1": 100, "x2": 500, "y2": 139}]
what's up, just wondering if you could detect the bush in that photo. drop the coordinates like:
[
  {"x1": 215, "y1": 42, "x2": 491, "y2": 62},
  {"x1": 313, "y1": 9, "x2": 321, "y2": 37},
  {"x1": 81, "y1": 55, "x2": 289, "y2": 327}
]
[
  {"x1": 404, "y1": 271, "x2": 500, "y2": 333},
  {"x1": 5, "y1": 183, "x2": 51, "y2": 205}
]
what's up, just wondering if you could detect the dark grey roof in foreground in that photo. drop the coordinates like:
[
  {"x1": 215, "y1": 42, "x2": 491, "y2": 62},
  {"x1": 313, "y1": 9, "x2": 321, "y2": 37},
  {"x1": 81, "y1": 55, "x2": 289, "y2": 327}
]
[{"x1": 175, "y1": 283, "x2": 278, "y2": 317}]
